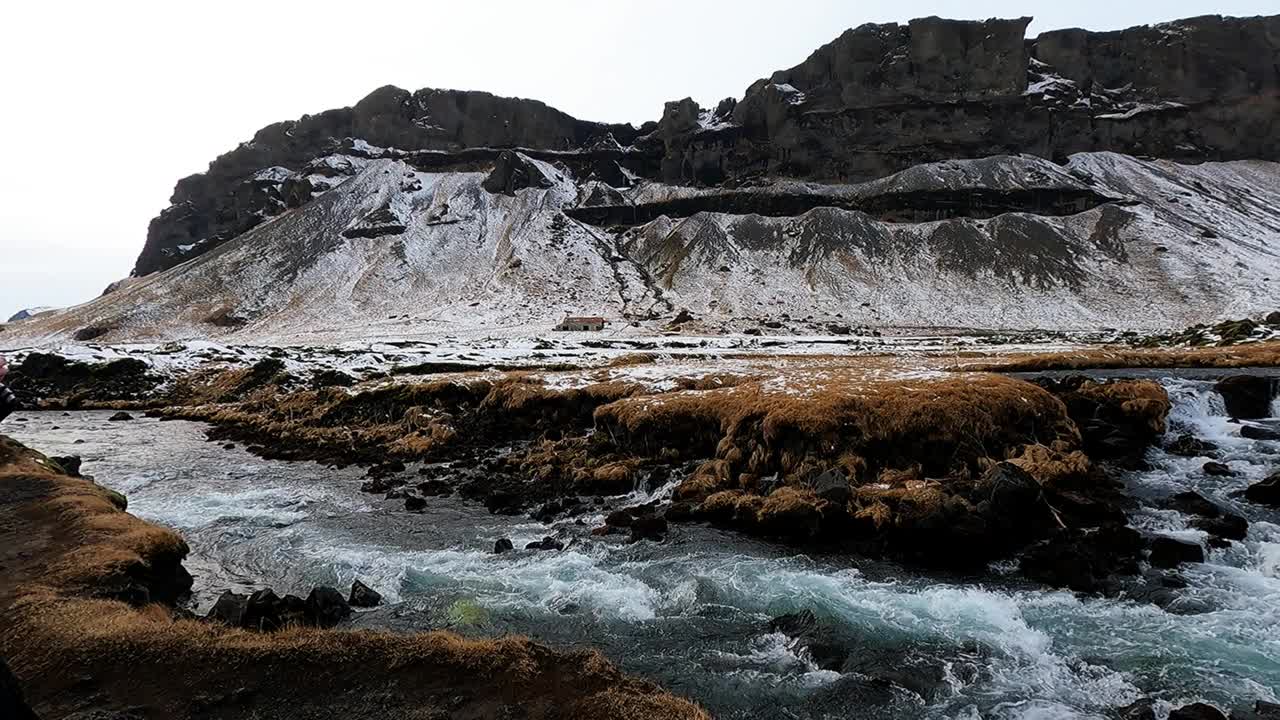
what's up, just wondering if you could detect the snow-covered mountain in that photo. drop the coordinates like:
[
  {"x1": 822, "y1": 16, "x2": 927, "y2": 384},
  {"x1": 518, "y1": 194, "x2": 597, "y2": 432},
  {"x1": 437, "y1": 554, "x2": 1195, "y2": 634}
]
[{"x1": 4, "y1": 14, "x2": 1278, "y2": 345}]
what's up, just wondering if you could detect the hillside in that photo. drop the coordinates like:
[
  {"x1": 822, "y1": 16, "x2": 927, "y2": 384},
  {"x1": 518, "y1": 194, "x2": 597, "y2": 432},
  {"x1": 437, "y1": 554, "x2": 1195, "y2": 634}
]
[{"x1": 4, "y1": 13, "x2": 1279, "y2": 345}]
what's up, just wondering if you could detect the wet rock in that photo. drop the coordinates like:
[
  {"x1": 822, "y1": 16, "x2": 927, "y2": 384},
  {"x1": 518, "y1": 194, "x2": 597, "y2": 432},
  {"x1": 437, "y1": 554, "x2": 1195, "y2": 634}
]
[
  {"x1": 1019, "y1": 524, "x2": 1144, "y2": 593},
  {"x1": 605, "y1": 509, "x2": 634, "y2": 527},
  {"x1": 493, "y1": 538, "x2": 514, "y2": 554},
  {"x1": 664, "y1": 501, "x2": 697, "y2": 523},
  {"x1": 628, "y1": 513, "x2": 668, "y2": 543},
  {"x1": 1214, "y1": 376, "x2": 1276, "y2": 419},
  {"x1": 1244, "y1": 473, "x2": 1280, "y2": 506},
  {"x1": 50, "y1": 455, "x2": 82, "y2": 476},
  {"x1": 1149, "y1": 536, "x2": 1205, "y2": 568},
  {"x1": 1202, "y1": 461, "x2": 1234, "y2": 477},
  {"x1": 403, "y1": 494, "x2": 427, "y2": 512},
  {"x1": 525, "y1": 536, "x2": 565, "y2": 551},
  {"x1": 484, "y1": 490, "x2": 524, "y2": 515},
  {"x1": 304, "y1": 586, "x2": 352, "y2": 628},
  {"x1": 361, "y1": 475, "x2": 405, "y2": 494},
  {"x1": 1169, "y1": 491, "x2": 1221, "y2": 518},
  {"x1": 366, "y1": 461, "x2": 406, "y2": 480},
  {"x1": 108, "y1": 411, "x2": 134, "y2": 422},
  {"x1": 416, "y1": 479, "x2": 451, "y2": 497},
  {"x1": 1240, "y1": 424, "x2": 1280, "y2": 441},
  {"x1": 1169, "y1": 703, "x2": 1228, "y2": 720},
  {"x1": 1233, "y1": 701, "x2": 1280, "y2": 720},
  {"x1": 1117, "y1": 699, "x2": 1157, "y2": 720},
  {"x1": 1193, "y1": 512, "x2": 1249, "y2": 542},
  {"x1": 768, "y1": 609, "x2": 819, "y2": 636},
  {"x1": 1166, "y1": 434, "x2": 1219, "y2": 458},
  {"x1": 349, "y1": 579, "x2": 382, "y2": 608}
]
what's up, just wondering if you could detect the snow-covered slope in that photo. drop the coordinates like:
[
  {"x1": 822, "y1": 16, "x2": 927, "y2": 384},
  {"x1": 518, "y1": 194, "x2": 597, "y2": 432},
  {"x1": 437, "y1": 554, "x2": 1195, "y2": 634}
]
[{"x1": 4, "y1": 151, "x2": 1277, "y2": 346}]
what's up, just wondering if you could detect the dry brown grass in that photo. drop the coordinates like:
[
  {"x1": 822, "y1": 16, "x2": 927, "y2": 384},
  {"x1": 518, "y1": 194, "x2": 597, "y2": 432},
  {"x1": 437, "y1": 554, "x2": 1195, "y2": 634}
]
[
  {"x1": 596, "y1": 372, "x2": 1077, "y2": 500},
  {"x1": 966, "y1": 340, "x2": 1280, "y2": 372},
  {"x1": 0, "y1": 436, "x2": 708, "y2": 719}
]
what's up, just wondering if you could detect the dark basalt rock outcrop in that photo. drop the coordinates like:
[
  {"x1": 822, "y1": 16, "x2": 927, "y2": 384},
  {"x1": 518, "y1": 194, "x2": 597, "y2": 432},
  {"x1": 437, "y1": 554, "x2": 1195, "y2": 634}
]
[
  {"x1": 482, "y1": 151, "x2": 558, "y2": 195},
  {"x1": 1215, "y1": 375, "x2": 1277, "y2": 419},
  {"x1": 0, "y1": 657, "x2": 40, "y2": 720},
  {"x1": 133, "y1": 14, "x2": 1280, "y2": 276},
  {"x1": 6, "y1": 354, "x2": 162, "y2": 407},
  {"x1": 1245, "y1": 472, "x2": 1280, "y2": 506},
  {"x1": 207, "y1": 585, "x2": 353, "y2": 630}
]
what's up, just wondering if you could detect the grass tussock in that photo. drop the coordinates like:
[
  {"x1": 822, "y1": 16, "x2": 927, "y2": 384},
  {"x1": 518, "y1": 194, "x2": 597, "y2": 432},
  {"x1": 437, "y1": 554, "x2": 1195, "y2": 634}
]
[
  {"x1": 967, "y1": 340, "x2": 1280, "y2": 372},
  {"x1": 0, "y1": 435, "x2": 708, "y2": 719},
  {"x1": 596, "y1": 372, "x2": 1077, "y2": 500}
]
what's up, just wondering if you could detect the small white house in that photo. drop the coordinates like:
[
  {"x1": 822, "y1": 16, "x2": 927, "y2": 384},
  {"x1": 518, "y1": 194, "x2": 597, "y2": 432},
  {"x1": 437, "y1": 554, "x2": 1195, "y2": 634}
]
[{"x1": 555, "y1": 316, "x2": 606, "y2": 332}]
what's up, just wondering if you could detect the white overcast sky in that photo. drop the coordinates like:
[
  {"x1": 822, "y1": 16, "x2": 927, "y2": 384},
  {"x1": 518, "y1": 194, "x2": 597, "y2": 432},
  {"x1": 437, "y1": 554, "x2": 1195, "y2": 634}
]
[{"x1": 1, "y1": 0, "x2": 1274, "y2": 319}]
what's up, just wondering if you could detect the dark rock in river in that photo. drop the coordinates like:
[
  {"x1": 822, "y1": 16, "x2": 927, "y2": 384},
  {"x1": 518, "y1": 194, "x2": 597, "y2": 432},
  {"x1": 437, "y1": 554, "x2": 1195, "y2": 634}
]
[
  {"x1": 1215, "y1": 376, "x2": 1276, "y2": 419},
  {"x1": 1245, "y1": 472, "x2": 1280, "y2": 506},
  {"x1": 207, "y1": 590, "x2": 249, "y2": 627},
  {"x1": 1202, "y1": 461, "x2": 1234, "y2": 477},
  {"x1": 1166, "y1": 434, "x2": 1219, "y2": 458},
  {"x1": 304, "y1": 586, "x2": 352, "y2": 628},
  {"x1": 1241, "y1": 424, "x2": 1280, "y2": 442},
  {"x1": 1149, "y1": 536, "x2": 1205, "y2": 568},
  {"x1": 526, "y1": 536, "x2": 565, "y2": 551},
  {"x1": 403, "y1": 494, "x2": 427, "y2": 512},
  {"x1": 1019, "y1": 524, "x2": 1144, "y2": 593},
  {"x1": 1193, "y1": 512, "x2": 1249, "y2": 543},
  {"x1": 629, "y1": 513, "x2": 669, "y2": 543},
  {"x1": 493, "y1": 538, "x2": 514, "y2": 554},
  {"x1": 1233, "y1": 701, "x2": 1280, "y2": 720},
  {"x1": 1169, "y1": 703, "x2": 1229, "y2": 720},
  {"x1": 108, "y1": 411, "x2": 134, "y2": 422},
  {"x1": 348, "y1": 579, "x2": 382, "y2": 608}
]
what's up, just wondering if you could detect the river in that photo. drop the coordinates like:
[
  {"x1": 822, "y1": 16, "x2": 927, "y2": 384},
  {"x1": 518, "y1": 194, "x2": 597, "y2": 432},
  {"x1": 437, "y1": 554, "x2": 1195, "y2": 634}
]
[{"x1": 8, "y1": 377, "x2": 1279, "y2": 719}]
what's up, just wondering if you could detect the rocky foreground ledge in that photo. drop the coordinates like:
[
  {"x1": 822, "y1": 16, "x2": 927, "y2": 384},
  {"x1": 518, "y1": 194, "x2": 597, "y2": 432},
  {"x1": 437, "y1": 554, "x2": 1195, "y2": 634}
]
[{"x1": 0, "y1": 436, "x2": 707, "y2": 719}]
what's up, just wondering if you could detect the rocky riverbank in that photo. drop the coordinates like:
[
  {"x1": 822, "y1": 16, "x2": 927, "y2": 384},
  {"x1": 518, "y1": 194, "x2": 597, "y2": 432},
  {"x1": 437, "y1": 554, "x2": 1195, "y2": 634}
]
[{"x1": 0, "y1": 435, "x2": 707, "y2": 719}]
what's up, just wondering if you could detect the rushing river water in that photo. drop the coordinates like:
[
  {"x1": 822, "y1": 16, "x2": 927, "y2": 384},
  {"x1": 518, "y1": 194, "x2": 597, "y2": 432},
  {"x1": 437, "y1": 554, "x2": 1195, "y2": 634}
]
[{"x1": 8, "y1": 378, "x2": 1280, "y2": 719}]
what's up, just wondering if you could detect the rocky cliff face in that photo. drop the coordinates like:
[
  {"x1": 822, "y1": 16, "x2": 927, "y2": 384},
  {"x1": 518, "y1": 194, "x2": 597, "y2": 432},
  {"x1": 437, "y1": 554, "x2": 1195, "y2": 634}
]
[{"x1": 132, "y1": 14, "x2": 1280, "y2": 279}]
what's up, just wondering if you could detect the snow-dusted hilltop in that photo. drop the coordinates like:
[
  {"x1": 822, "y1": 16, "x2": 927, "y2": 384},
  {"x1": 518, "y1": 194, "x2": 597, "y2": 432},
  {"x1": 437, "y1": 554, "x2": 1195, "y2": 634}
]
[{"x1": 6, "y1": 14, "x2": 1279, "y2": 344}]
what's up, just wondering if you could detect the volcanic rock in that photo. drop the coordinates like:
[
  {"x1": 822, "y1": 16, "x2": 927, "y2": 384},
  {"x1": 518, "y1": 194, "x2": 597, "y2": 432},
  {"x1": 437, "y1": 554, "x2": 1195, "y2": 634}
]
[
  {"x1": 1148, "y1": 536, "x2": 1205, "y2": 568},
  {"x1": 1215, "y1": 375, "x2": 1276, "y2": 419},
  {"x1": 1245, "y1": 473, "x2": 1280, "y2": 506},
  {"x1": 348, "y1": 579, "x2": 383, "y2": 608}
]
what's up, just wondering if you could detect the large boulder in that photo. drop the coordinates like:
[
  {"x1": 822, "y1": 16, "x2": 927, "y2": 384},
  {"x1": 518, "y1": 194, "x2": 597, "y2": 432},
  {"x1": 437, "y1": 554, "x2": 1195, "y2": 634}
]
[
  {"x1": 1168, "y1": 703, "x2": 1228, "y2": 720},
  {"x1": 1215, "y1": 376, "x2": 1276, "y2": 419}
]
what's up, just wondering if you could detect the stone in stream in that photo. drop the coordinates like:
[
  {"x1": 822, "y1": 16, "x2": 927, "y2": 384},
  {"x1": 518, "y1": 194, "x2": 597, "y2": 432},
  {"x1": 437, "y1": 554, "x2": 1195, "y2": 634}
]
[
  {"x1": 1202, "y1": 461, "x2": 1234, "y2": 477},
  {"x1": 1148, "y1": 536, "x2": 1205, "y2": 568},
  {"x1": 1240, "y1": 424, "x2": 1280, "y2": 441},
  {"x1": 525, "y1": 536, "x2": 564, "y2": 551},
  {"x1": 108, "y1": 411, "x2": 134, "y2": 422},
  {"x1": 1169, "y1": 702, "x2": 1228, "y2": 720},
  {"x1": 493, "y1": 538, "x2": 514, "y2": 554},
  {"x1": 629, "y1": 513, "x2": 668, "y2": 543},
  {"x1": 1214, "y1": 376, "x2": 1275, "y2": 419},
  {"x1": 349, "y1": 579, "x2": 382, "y2": 608},
  {"x1": 1192, "y1": 512, "x2": 1249, "y2": 542},
  {"x1": 1245, "y1": 473, "x2": 1280, "y2": 506},
  {"x1": 1165, "y1": 434, "x2": 1219, "y2": 458},
  {"x1": 1234, "y1": 701, "x2": 1280, "y2": 720},
  {"x1": 1116, "y1": 699, "x2": 1156, "y2": 720},
  {"x1": 1019, "y1": 524, "x2": 1145, "y2": 593},
  {"x1": 304, "y1": 586, "x2": 352, "y2": 628},
  {"x1": 403, "y1": 494, "x2": 427, "y2": 512}
]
